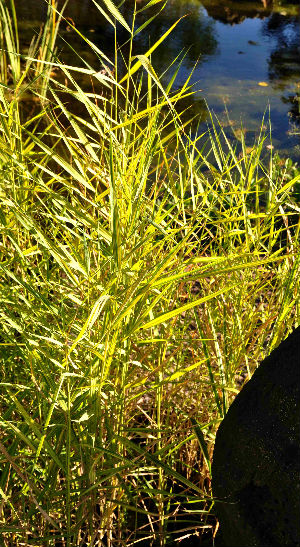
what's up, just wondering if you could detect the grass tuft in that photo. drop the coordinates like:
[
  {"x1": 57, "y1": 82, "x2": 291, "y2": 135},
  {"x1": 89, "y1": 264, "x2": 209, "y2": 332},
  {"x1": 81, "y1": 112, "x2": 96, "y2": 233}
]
[{"x1": 0, "y1": 0, "x2": 299, "y2": 545}]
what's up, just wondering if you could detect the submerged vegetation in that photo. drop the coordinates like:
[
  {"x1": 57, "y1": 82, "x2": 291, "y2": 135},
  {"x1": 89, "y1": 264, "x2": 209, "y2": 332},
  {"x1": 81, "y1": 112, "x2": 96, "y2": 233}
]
[{"x1": 0, "y1": 0, "x2": 299, "y2": 545}]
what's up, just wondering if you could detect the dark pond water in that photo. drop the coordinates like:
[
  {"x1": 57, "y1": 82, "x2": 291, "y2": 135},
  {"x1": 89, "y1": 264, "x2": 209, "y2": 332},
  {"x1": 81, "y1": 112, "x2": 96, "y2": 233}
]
[{"x1": 16, "y1": 0, "x2": 300, "y2": 158}]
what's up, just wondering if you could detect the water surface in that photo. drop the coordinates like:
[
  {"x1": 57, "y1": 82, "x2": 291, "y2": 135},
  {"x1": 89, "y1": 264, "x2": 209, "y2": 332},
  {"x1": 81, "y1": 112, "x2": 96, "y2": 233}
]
[{"x1": 16, "y1": 0, "x2": 300, "y2": 158}]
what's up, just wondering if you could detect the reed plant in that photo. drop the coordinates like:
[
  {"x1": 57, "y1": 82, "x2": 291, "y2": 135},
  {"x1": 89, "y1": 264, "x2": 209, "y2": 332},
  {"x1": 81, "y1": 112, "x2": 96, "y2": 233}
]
[
  {"x1": 0, "y1": 0, "x2": 299, "y2": 545},
  {"x1": 0, "y1": 0, "x2": 65, "y2": 99}
]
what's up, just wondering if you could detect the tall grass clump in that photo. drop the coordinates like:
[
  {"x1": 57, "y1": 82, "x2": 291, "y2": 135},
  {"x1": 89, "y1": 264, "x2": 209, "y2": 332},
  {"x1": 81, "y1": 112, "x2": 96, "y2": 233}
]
[{"x1": 0, "y1": 0, "x2": 299, "y2": 545}]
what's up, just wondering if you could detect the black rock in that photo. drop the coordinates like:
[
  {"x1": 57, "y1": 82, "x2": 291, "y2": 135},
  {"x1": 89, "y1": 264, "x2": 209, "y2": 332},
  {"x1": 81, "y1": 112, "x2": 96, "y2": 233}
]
[{"x1": 212, "y1": 326, "x2": 300, "y2": 547}]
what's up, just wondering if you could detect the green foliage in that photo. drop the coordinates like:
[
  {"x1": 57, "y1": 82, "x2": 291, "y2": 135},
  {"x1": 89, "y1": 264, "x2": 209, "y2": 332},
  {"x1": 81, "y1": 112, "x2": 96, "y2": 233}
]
[{"x1": 0, "y1": 1, "x2": 299, "y2": 545}]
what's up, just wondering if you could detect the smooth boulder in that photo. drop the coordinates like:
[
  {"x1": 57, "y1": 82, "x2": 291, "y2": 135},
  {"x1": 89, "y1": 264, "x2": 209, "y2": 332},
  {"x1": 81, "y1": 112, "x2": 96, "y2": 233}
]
[{"x1": 212, "y1": 326, "x2": 300, "y2": 547}]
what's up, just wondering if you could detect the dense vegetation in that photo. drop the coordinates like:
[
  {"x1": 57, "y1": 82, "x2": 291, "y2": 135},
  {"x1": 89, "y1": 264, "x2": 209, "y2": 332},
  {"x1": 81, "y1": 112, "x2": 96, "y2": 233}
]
[{"x1": 0, "y1": 0, "x2": 299, "y2": 545}]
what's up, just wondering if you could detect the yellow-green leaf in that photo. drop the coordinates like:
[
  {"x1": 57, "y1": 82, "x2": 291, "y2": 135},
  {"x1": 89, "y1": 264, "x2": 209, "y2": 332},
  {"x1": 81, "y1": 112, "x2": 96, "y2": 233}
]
[
  {"x1": 92, "y1": 0, "x2": 131, "y2": 33},
  {"x1": 119, "y1": 16, "x2": 186, "y2": 84},
  {"x1": 139, "y1": 284, "x2": 236, "y2": 331}
]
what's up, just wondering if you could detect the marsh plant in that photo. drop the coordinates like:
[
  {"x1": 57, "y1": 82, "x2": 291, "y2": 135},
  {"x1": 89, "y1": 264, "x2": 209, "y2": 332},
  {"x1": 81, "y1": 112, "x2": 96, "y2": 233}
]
[{"x1": 0, "y1": 0, "x2": 299, "y2": 545}]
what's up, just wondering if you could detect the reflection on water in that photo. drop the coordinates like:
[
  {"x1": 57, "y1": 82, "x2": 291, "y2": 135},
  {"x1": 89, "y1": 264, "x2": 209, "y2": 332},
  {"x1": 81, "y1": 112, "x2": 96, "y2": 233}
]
[
  {"x1": 14, "y1": 0, "x2": 300, "y2": 157},
  {"x1": 201, "y1": 0, "x2": 298, "y2": 25},
  {"x1": 263, "y1": 13, "x2": 300, "y2": 129}
]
